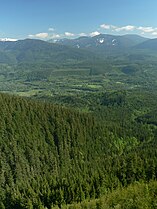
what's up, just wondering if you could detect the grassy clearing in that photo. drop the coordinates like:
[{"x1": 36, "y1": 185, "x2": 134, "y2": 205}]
[{"x1": 15, "y1": 89, "x2": 42, "y2": 97}]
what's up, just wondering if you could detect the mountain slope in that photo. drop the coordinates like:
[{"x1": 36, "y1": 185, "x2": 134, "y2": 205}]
[
  {"x1": 135, "y1": 38, "x2": 157, "y2": 50},
  {"x1": 0, "y1": 39, "x2": 100, "y2": 65},
  {"x1": 61, "y1": 181, "x2": 157, "y2": 209},
  {"x1": 49, "y1": 34, "x2": 149, "y2": 55},
  {"x1": 122, "y1": 34, "x2": 148, "y2": 45},
  {"x1": 1, "y1": 93, "x2": 157, "y2": 208},
  {"x1": 0, "y1": 93, "x2": 106, "y2": 208}
]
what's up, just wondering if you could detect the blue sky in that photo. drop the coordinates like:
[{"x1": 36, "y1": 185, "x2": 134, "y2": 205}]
[{"x1": 1, "y1": 0, "x2": 157, "y2": 40}]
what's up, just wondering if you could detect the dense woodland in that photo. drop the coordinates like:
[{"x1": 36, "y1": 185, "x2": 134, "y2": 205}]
[
  {"x1": 1, "y1": 37, "x2": 157, "y2": 208},
  {"x1": 0, "y1": 91, "x2": 157, "y2": 208}
]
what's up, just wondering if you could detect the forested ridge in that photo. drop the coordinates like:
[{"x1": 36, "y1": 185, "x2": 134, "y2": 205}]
[{"x1": 0, "y1": 93, "x2": 157, "y2": 208}]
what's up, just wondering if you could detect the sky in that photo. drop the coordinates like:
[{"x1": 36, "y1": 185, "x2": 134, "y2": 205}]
[{"x1": 1, "y1": 0, "x2": 157, "y2": 40}]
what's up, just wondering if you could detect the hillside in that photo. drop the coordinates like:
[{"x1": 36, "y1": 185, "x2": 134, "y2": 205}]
[
  {"x1": 0, "y1": 39, "x2": 100, "y2": 65},
  {"x1": 49, "y1": 34, "x2": 148, "y2": 56},
  {"x1": 123, "y1": 34, "x2": 148, "y2": 44},
  {"x1": 135, "y1": 38, "x2": 157, "y2": 50},
  {"x1": 0, "y1": 35, "x2": 154, "y2": 68},
  {"x1": 61, "y1": 181, "x2": 157, "y2": 209},
  {"x1": 1, "y1": 93, "x2": 157, "y2": 208}
]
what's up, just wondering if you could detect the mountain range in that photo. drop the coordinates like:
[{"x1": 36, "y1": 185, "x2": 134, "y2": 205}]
[
  {"x1": 0, "y1": 34, "x2": 157, "y2": 66},
  {"x1": 48, "y1": 34, "x2": 149, "y2": 55},
  {"x1": 0, "y1": 39, "x2": 99, "y2": 65}
]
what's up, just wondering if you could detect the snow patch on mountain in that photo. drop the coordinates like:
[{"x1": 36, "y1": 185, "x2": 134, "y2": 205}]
[
  {"x1": 97, "y1": 38, "x2": 105, "y2": 44},
  {"x1": 112, "y1": 39, "x2": 117, "y2": 46},
  {"x1": 99, "y1": 38, "x2": 105, "y2": 44},
  {"x1": 112, "y1": 39, "x2": 116, "y2": 43}
]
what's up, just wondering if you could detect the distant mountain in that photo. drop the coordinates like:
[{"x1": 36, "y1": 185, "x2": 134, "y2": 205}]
[
  {"x1": 48, "y1": 34, "x2": 149, "y2": 55},
  {"x1": 135, "y1": 38, "x2": 157, "y2": 50},
  {"x1": 122, "y1": 34, "x2": 148, "y2": 45},
  {"x1": 0, "y1": 36, "x2": 156, "y2": 73},
  {"x1": 0, "y1": 39, "x2": 99, "y2": 65}
]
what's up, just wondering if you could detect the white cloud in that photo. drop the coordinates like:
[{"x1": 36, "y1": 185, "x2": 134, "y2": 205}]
[
  {"x1": 137, "y1": 26, "x2": 156, "y2": 33},
  {"x1": 152, "y1": 32, "x2": 157, "y2": 36},
  {"x1": 100, "y1": 23, "x2": 136, "y2": 32},
  {"x1": 0, "y1": 38, "x2": 17, "y2": 42},
  {"x1": 26, "y1": 23, "x2": 157, "y2": 41},
  {"x1": 137, "y1": 26, "x2": 157, "y2": 36},
  {"x1": 48, "y1": 28, "x2": 55, "y2": 32},
  {"x1": 100, "y1": 24, "x2": 136, "y2": 32},
  {"x1": 28, "y1": 35, "x2": 34, "y2": 38},
  {"x1": 64, "y1": 32, "x2": 75, "y2": 37},
  {"x1": 50, "y1": 34, "x2": 61, "y2": 39},
  {"x1": 100, "y1": 23, "x2": 157, "y2": 37},
  {"x1": 100, "y1": 24, "x2": 111, "y2": 30},
  {"x1": 28, "y1": 33, "x2": 49, "y2": 39},
  {"x1": 90, "y1": 31, "x2": 100, "y2": 37},
  {"x1": 79, "y1": 32, "x2": 88, "y2": 36},
  {"x1": 115, "y1": 25, "x2": 136, "y2": 32}
]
